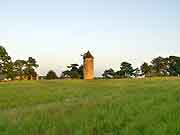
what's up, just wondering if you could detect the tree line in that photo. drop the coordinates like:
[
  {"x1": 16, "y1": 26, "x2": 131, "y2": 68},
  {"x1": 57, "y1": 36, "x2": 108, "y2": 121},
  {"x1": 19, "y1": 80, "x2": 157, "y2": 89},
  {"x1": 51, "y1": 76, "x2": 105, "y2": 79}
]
[
  {"x1": 46, "y1": 64, "x2": 83, "y2": 80},
  {"x1": 0, "y1": 46, "x2": 39, "y2": 80},
  {"x1": 102, "y1": 56, "x2": 180, "y2": 79},
  {"x1": 1, "y1": 45, "x2": 180, "y2": 80},
  {"x1": 47, "y1": 56, "x2": 180, "y2": 80}
]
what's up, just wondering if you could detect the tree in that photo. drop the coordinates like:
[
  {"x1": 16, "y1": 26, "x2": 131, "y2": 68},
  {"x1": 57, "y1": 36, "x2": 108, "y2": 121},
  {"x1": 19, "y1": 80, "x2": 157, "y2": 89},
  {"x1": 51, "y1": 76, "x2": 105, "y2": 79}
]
[
  {"x1": 5, "y1": 61, "x2": 15, "y2": 80},
  {"x1": 67, "y1": 64, "x2": 79, "y2": 71},
  {"x1": 0, "y1": 46, "x2": 15, "y2": 80},
  {"x1": 120, "y1": 62, "x2": 134, "y2": 78},
  {"x1": 46, "y1": 70, "x2": 58, "y2": 80},
  {"x1": 140, "y1": 62, "x2": 152, "y2": 76},
  {"x1": 114, "y1": 70, "x2": 125, "y2": 78},
  {"x1": 102, "y1": 68, "x2": 115, "y2": 79},
  {"x1": 67, "y1": 64, "x2": 80, "y2": 78},
  {"x1": 151, "y1": 56, "x2": 168, "y2": 76},
  {"x1": 168, "y1": 56, "x2": 180, "y2": 76},
  {"x1": 14, "y1": 60, "x2": 26, "y2": 80},
  {"x1": 133, "y1": 68, "x2": 141, "y2": 77},
  {"x1": 61, "y1": 64, "x2": 83, "y2": 79},
  {"x1": 78, "y1": 65, "x2": 84, "y2": 79},
  {"x1": 61, "y1": 70, "x2": 71, "y2": 78},
  {"x1": 24, "y1": 57, "x2": 39, "y2": 80},
  {"x1": 0, "y1": 46, "x2": 39, "y2": 80},
  {"x1": 0, "y1": 46, "x2": 9, "y2": 70}
]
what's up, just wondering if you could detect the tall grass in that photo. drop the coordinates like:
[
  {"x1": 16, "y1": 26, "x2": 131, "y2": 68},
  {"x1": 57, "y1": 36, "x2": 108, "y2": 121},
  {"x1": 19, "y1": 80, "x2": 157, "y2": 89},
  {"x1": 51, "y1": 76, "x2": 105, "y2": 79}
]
[{"x1": 0, "y1": 78, "x2": 180, "y2": 135}]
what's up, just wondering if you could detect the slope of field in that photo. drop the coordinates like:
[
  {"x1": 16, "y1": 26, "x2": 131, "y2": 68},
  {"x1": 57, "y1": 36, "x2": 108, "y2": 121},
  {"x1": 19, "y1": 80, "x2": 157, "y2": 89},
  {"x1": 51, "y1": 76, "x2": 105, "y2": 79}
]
[{"x1": 0, "y1": 78, "x2": 180, "y2": 135}]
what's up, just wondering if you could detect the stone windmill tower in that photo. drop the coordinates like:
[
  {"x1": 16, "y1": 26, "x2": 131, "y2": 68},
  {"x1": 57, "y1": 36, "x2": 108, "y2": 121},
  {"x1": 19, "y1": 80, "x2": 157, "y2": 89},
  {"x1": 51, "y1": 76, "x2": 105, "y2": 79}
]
[{"x1": 83, "y1": 51, "x2": 94, "y2": 80}]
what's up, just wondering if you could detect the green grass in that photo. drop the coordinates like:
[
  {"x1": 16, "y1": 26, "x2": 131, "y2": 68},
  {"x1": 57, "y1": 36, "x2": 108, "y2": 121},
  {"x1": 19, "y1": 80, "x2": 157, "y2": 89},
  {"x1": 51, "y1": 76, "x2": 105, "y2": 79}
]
[{"x1": 0, "y1": 78, "x2": 180, "y2": 135}]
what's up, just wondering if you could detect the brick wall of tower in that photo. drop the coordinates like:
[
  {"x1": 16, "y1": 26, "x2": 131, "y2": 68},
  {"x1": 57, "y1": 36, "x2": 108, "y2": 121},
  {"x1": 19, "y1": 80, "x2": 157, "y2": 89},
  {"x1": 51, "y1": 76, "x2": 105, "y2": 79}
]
[{"x1": 83, "y1": 58, "x2": 94, "y2": 80}]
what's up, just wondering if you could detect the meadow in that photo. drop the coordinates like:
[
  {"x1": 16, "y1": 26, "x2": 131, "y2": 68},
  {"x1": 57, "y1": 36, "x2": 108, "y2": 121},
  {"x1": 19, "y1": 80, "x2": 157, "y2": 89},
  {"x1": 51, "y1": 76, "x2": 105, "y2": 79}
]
[{"x1": 0, "y1": 78, "x2": 180, "y2": 135}]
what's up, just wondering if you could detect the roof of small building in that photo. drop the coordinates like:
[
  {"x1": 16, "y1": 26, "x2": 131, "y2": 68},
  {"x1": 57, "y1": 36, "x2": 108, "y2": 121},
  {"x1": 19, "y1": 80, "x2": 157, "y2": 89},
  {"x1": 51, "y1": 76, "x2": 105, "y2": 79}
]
[{"x1": 83, "y1": 51, "x2": 94, "y2": 59}]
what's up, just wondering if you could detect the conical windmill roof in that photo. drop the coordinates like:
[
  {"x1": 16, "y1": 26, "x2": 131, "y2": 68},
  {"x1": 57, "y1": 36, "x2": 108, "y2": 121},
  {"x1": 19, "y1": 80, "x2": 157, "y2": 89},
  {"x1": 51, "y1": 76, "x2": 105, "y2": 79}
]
[{"x1": 83, "y1": 51, "x2": 94, "y2": 59}]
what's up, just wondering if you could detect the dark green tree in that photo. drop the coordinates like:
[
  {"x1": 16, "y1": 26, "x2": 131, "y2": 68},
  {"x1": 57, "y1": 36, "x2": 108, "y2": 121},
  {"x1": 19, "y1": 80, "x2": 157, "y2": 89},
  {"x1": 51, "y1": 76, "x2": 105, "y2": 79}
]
[
  {"x1": 14, "y1": 60, "x2": 26, "y2": 80},
  {"x1": 46, "y1": 70, "x2": 58, "y2": 80},
  {"x1": 61, "y1": 70, "x2": 71, "y2": 78},
  {"x1": 0, "y1": 46, "x2": 15, "y2": 80},
  {"x1": 78, "y1": 65, "x2": 84, "y2": 79},
  {"x1": 168, "y1": 56, "x2": 180, "y2": 76},
  {"x1": 140, "y1": 62, "x2": 153, "y2": 77},
  {"x1": 61, "y1": 64, "x2": 83, "y2": 79},
  {"x1": 102, "y1": 68, "x2": 115, "y2": 79},
  {"x1": 120, "y1": 62, "x2": 134, "y2": 78},
  {"x1": 5, "y1": 61, "x2": 15, "y2": 80},
  {"x1": 24, "y1": 57, "x2": 39, "y2": 80},
  {"x1": 0, "y1": 46, "x2": 9, "y2": 70},
  {"x1": 151, "y1": 56, "x2": 168, "y2": 76},
  {"x1": 133, "y1": 68, "x2": 141, "y2": 77},
  {"x1": 67, "y1": 64, "x2": 80, "y2": 78},
  {"x1": 67, "y1": 64, "x2": 79, "y2": 71},
  {"x1": 114, "y1": 70, "x2": 125, "y2": 78}
]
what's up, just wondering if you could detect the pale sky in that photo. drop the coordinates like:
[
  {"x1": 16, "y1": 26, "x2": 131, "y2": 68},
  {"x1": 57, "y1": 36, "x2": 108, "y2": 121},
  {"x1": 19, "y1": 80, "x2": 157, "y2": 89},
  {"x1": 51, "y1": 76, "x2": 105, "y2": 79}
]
[{"x1": 1, "y1": 0, "x2": 180, "y2": 76}]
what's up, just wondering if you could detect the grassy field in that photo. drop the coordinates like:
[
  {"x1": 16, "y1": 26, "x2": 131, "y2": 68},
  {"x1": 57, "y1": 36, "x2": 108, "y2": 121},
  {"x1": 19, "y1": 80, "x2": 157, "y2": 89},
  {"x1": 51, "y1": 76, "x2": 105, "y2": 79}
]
[{"x1": 0, "y1": 78, "x2": 180, "y2": 135}]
